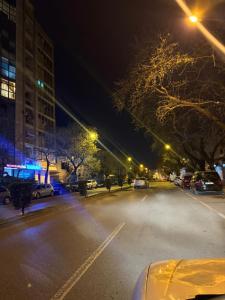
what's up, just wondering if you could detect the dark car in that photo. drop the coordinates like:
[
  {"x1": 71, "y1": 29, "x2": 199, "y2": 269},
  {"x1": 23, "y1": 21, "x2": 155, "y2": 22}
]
[
  {"x1": 181, "y1": 174, "x2": 192, "y2": 189},
  {"x1": 53, "y1": 182, "x2": 70, "y2": 195},
  {"x1": 0, "y1": 186, "x2": 11, "y2": 205},
  {"x1": 190, "y1": 171, "x2": 223, "y2": 194}
]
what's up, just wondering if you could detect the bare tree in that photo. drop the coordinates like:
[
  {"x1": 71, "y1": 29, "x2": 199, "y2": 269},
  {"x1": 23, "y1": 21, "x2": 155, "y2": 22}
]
[
  {"x1": 114, "y1": 35, "x2": 225, "y2": 169},
  {"x1": 34, "y1": 132, "x2": 55, "y2": 184}
]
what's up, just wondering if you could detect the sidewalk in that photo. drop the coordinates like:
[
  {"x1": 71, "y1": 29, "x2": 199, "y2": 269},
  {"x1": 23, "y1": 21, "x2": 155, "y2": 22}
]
[{"x1": 0, "y1": 184, "x2": 130, "y2": 226}]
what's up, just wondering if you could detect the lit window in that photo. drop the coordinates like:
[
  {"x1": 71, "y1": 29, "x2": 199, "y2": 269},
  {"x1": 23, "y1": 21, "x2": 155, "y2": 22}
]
[{"x1": 0, "y1": 78, "x2": 16, "y2": 100}]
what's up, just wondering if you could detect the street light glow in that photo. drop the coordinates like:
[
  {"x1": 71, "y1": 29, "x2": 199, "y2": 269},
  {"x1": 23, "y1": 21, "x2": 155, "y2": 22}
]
[
  {"x1": 165, "y1": 144, "x2": 171, "y2": 151},
  {"x1": 189, "y1": 15, "x2": 198, "y2": 23},
  {"x1": 127, "y1": 157, "x2": 132, "y2": 162},
  {"x1": 89, "y1": 131, "x2": 98, "y2": 141},
  {"x1": 140, "y1": 164, "x2": 144, "y2": 169},
  {"x1": 176, "y1": 0, "x2": 225, "y2": 57}
]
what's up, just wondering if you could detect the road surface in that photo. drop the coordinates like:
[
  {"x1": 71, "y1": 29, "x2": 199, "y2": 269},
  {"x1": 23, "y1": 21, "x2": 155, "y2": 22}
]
[{"x1": 0, "y1": 182, "x2": 225, "y2": 300}]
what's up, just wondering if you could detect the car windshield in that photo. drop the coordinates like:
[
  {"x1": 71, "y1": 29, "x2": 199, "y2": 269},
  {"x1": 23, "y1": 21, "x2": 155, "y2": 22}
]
[
  {"x1": 203, "y1": 173, "x2": 220, "y2": 181},
  {"x1": 188, "y1": 295, "x2": 225, "y2": 300}
]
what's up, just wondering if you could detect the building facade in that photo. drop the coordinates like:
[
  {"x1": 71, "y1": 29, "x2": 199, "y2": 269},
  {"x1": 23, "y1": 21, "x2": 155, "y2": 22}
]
[{"x1": 0, "y1": 0, "x2": 55, "y2": 176}]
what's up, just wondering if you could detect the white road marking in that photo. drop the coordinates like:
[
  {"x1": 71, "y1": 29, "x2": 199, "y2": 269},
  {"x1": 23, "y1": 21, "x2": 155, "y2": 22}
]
[
  {"x1": 141, "y1": 195, "x2": 148, "y2": 202},
  {"x1": 182, "y1": 190, "x2": 225, "y2": 220},
  {"x1": 50, "y1": 222, "x2": 126, "y2": 300}
]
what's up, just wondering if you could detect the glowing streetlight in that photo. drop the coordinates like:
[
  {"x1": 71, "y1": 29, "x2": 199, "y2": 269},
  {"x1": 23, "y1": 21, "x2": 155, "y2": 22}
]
[
  {"x1": 89, "y1": 131, "x2": 98, "y2": 141},
  {"x1": 165, "y1": 144, "x2": 171, "y2": 151},
  {"x1": 127, "y1": 157, "x2": 132, "y2": 162},
  {"x1": 189, "y1": 15, "x2": 198, "y2": 23},
  {"x1": 140, "y1": 164, "x2": 144, "y2": 169}
]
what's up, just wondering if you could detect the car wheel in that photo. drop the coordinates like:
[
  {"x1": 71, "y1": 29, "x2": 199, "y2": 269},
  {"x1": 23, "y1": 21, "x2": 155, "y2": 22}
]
[
  {"x1": 3, "y1": 196, "x2": 10, "y2": 205},
  {"x1": 36, "y1": 193, "x2": 41, "y2": 199}
]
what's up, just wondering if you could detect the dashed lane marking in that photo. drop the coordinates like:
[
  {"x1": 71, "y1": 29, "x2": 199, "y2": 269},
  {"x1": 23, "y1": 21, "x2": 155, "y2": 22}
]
[{"x1": 141, "y1": 195, "x2": 148, "y2": 202}]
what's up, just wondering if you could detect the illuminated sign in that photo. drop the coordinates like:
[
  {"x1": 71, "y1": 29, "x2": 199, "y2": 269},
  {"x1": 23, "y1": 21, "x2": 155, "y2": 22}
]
[
  {"x1": 6, "y1": 164, "x2": 43, "y2": 171},
  {"x1": 6, "y1": 164, "x2": 26, "y2": 169}
]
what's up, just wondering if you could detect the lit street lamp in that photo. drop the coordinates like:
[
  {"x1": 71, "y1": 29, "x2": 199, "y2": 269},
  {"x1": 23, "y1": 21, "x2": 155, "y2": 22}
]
[
  {"x1": 189, "y1": 15, "x2": 198, "y2": 24},
  {"x1": 127, "y1": 157, "x2": 132, "y2": 162},
  {"x1": 140, "y1": 164, "x2": 144, "y2": 169},
  {"x1": 165, "y1": 144, "x2": 171, "y2": 151},
  {"x1": 89, "y1": 131, "x2": 98, "y2": 141}
]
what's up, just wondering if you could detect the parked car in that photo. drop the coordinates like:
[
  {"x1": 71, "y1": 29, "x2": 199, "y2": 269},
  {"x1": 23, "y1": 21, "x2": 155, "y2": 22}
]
[
  {"x1": 181, "y1": 174, "x2": 192, "y2": 189},
  {"x1": 133, "y1": 258, "x2": 225, "y2": 300},
  {"x1": 53, "y1": 182, "x2": 70, "y2": 195},
  {"x1": 97, "y1": 180, "x2": 105, "y2": 188},
  {"x1": 86, "y1": 179, "x2": 98, "y2": 189},
  {"x1": 66, "y1": 182, "x2": 79, "y2": 192},
  {"x1": 32, "y1": 184, "x2": 54, "y2": 199},
  {"x1": 174, "y1": 176, "x2": 182, "y2": 186},
  {"x1": 134, "y1": 178, "x2": 149, "y2": 189},
  {"x1": 0, "y1": 186, "x2": 11, "y2": 205},
  {"x1": 190, "y1": 171, "x2": 223, "y2": 194}
]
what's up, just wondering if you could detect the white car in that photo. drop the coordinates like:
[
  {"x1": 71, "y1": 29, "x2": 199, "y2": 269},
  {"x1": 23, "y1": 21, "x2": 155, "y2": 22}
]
[
  {"x1": 134, "y1": 178, "x2": 149, "y2": 189},
  {"x1": 133, "y1": 259, "x2": 225, "y2": 300},
  {"x1": 86, "y1": 180, "x2": 98, "y2": 189},
  {"x1": 174, "y1": 176, "x2": 182, "y2": 186},
  {"x1": 32, "y1": 184, "x2": 54, "y2": 199}
]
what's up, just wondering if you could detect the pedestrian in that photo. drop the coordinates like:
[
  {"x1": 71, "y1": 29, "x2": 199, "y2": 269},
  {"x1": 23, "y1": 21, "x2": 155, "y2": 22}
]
[
  {"x1": 128, "y1": 177, "x2": 132, "y2": 186},
  {"x1": 118, "y1": 177, "x2": 123, "y2": 190},
  {"x1": 105, "y1": 178, "x2": 112, "y2": 192},
  {"x1": 20, "y1": 183, "x2": 32, "y2": 215}
]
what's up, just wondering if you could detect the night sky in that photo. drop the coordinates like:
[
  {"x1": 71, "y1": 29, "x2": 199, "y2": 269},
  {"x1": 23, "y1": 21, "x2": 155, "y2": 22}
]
[{"x1": 34, "y1": 0, "x2": 224, "y2": 168}]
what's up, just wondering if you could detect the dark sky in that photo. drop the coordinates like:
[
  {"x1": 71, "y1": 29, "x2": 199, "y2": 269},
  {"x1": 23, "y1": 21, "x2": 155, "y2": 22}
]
[{"x1": 34, "y1": 0, "x2": 224, "y2": 169}]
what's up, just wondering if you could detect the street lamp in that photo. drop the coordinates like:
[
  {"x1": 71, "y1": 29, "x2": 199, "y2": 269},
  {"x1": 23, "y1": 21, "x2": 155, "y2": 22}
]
[
  {"x1": 127, "y1": 157, "x2": 132, "y2": 162},
  {"x1": 140, "y1": 164, "x2": 144, "y2": 169},
  {"x1": 165, "y1": 144, "x2": 171, "y2": 151},
  {"x1": 189, "y1": 15, "x2": 198, "y2": 24},
  {"x1": 89, "y1": 131, "x2": 98, "y2": 141}
]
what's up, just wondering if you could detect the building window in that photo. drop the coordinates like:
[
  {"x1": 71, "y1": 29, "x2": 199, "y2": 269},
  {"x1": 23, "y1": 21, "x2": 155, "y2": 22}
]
[
  {"x1": 25, "y1": 108, "x2": 34, "y2": 126},
  {"x1": 0, "y1": 78, "x2": 16, "y2": 99},
  {"x1": 0, "y1": 57, "x2": 16, "y2": 80},
  {"x1": 0, "y1": 0, "x2": 16, "y2": 23}
]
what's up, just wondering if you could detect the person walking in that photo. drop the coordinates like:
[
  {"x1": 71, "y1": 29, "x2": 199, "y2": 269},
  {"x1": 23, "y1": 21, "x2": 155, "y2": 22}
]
[{"x1": 105, "y1": 177, "x2": 112, "y2": 192}]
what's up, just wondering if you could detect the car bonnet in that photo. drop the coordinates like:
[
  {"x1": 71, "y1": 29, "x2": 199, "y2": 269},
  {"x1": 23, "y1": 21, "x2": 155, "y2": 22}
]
[{"x1": 145, "y1": 259, "x2": 225, "y2": 299}]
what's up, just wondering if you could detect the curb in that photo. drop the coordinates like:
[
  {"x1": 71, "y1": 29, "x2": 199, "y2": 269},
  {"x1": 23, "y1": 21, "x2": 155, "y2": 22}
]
[
  {"x1": 0, "y1": 186, "x2": 132, "y2": 227},
  {"x1": 0, "y1": 206, "x2": 56, "y2": 227},
  {"x1": 84, "y1": 186, "x2": 131, "y2": 198}
]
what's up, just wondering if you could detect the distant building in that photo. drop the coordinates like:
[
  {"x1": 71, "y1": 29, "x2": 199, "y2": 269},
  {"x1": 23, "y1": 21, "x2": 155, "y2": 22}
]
[{"x1": 0, "y1": 0, "x2": 56, "y2": 179}]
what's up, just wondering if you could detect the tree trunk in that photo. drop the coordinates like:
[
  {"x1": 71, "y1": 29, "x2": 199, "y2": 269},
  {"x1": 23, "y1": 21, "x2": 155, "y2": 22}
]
[{"x1": 45, "y1": 161, "x2": 50, "y2": 185}]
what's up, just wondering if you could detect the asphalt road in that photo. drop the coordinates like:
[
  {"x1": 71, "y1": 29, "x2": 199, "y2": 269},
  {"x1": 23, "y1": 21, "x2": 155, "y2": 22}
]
[{"x1": 0, "y1": 182, "x2": 225, "y2": 300}]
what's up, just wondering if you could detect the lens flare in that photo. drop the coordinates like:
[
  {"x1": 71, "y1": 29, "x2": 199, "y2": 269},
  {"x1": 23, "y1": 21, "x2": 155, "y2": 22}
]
[
  {"x1": 176, "y1": 0, "x2": 225, "y2": 57},
  {"x1": 189, "y1": 15, "x2": 198, "y2": 23}
]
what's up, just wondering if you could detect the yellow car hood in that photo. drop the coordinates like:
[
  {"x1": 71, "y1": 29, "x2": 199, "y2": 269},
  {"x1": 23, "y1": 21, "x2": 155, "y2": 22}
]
[{"x1": 145, "y1": 259, "x2": 225, "y2": 300}]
